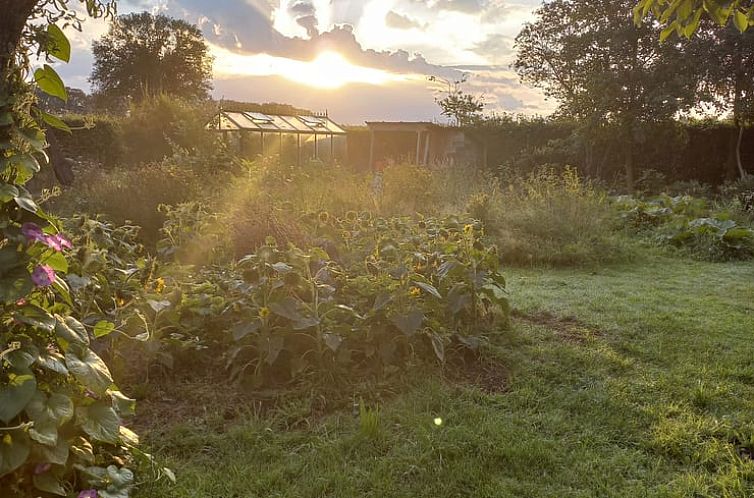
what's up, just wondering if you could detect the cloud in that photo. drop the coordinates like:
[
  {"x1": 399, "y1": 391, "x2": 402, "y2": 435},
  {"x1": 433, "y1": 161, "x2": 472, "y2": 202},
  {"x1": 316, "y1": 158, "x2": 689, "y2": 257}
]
[
  {"x1": 471, "y1": 33, "x2": 515, "y2": 64},
  {"x1": 289, "y1": 1, "x2": 319, "y2": 37},
  {"x1": 163, "y1": 1, "x2": 463, "y2": 80},
  {"x1": 385, "y1": 10, "x2": 425, "y2": 30}
]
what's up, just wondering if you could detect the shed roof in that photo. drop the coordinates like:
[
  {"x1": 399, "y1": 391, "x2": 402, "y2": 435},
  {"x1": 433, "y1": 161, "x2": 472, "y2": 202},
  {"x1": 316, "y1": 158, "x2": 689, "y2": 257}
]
[
  {"x1": 365, "y1": 121, "x2": 440, "y2": 132},
  {"x1": 209, "y1": 110, "x2": 346, "y2": 135}
]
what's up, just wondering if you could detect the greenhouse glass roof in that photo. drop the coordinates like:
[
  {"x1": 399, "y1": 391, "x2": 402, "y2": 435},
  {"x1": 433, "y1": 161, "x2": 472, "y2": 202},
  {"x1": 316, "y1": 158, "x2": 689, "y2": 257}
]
[{"x1": 209, "y1": 111, "x2": 346, "y2": 135}]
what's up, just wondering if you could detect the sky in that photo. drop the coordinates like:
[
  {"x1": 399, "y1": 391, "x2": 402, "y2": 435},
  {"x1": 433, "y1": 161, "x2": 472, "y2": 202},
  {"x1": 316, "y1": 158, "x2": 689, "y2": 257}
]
[{"x1": 57, "y1": 0, "x2": 554, "y2": 124}]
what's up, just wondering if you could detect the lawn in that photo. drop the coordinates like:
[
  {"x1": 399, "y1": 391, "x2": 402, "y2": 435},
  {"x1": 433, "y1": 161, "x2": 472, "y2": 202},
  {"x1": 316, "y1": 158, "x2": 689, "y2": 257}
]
[{"x1": 138, "y1": 254, "x2": 754, "y2": 498}]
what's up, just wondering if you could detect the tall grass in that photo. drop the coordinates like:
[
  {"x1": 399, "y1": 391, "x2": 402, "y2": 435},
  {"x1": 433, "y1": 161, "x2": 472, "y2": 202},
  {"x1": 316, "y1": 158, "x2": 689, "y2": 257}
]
[{"x1": 469, "y1": 167, "x2": 630, "y2": 266}]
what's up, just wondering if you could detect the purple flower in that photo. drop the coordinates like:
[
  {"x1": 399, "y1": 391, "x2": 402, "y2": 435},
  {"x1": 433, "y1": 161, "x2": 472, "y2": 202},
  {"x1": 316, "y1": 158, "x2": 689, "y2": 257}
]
[
  {"x1": 43, "y1": 234, "x2": 72, "y2": 252},
  {"x1": 21, "y1": 222, "x2": 45, "y2": 243},
  {"x1": 78, "y1": 490, "x2": 98, "y2": 498},
  {"x1": 34, "y1": 463, "x2": 51, "y2": 475},
  {"x1": 31, "y1": 265, "x2": 56, "y2": 287}
]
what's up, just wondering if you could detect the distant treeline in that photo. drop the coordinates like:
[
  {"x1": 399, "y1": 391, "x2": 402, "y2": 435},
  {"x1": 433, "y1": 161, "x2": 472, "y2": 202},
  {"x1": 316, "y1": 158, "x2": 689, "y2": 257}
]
[{"x1": 52, "y1": 94, "x2": 751, "y2": 187}]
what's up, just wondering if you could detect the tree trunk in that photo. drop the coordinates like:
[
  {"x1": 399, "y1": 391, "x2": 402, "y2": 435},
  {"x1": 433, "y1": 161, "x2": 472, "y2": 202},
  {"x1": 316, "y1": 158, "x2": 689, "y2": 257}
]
[
  {"x1": 736, "y1": 123, "x2": 746, "y2": 179},
  {"x1": 625, "y1": 138, "x2": 635, "y2": 193},
  {"x1": 0, "y1": 1, "x2": 37, "y2": 83},
  {"x1": 1, "y1": 0, "x2": 38, "y2": 147},
  {"x1": 728, "y1": 36, "x2": 747, "y2": 180}
]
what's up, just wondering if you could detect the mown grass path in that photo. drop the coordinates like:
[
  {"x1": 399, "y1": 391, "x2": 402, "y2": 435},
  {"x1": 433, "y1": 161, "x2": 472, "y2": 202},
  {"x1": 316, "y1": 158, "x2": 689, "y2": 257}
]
[{"x1": 142, "y1": 256, "x2": 754, "y2": 497}]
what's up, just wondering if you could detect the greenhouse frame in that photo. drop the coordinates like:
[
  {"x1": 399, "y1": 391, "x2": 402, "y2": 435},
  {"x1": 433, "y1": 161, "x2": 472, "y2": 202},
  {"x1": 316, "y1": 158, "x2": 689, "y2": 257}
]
[{"x1": 208, "y1": 110, "x2": 347, "y2": 165}]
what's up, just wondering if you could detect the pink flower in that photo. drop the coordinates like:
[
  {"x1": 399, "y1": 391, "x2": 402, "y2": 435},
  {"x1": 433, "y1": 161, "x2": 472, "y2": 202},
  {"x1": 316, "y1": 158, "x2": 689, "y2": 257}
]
[
  {"x1": 34, "y1": 463, "x2": 51, "y2": 475},
  {"x1": 15, "y1": 298, "x2": 27, "y2": 307},
  {"x1": 21, "y1": 222, "x2": 45, "y2": 243},
  {"x1": 43, "y1": 234, "x2": 72, "y2": 252},
  {"x1": 31, "y1": 265, "x2": 56, "y2": 287},
  {"x1": 78, "y1": 490, "x2": 98, "y2": 498}
]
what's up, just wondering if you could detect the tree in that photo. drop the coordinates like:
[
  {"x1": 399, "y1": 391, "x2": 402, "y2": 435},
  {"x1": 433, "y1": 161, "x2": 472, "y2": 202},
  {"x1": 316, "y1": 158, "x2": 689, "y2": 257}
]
[
  {"x1": 90, "y1": 12, "x2": 212, "y2": 106},
  {"x1": 634, "y1": 0, "x2": 754, "y2": 38},
  {"x1": 691, "y1": 24, "x2": 754, "y2": 178},
  {"x1": 430, "y1": 75, "x2": 485, "y2": 126},
  {"x1": 514, "y1": 0, "x2": 699, "y2": 191}
]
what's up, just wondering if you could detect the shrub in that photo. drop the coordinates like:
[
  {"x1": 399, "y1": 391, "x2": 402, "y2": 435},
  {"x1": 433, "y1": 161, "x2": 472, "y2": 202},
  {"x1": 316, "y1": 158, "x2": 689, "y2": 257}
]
[
  {"x1": 119, "y1": 95, "x2": 217, "y2": 165},
  {"x1": 614, "y1": 194, "x2": 754, "y2": 261},
  {"x1": 662, "y1": 216, "x2": 754, "y2": 261},
  {"x1": 52, "y1": 159, "x2": 205, "y2": 246},
  {"x1": 482, "y1": 167, "x2": 628, "y2": 266}
]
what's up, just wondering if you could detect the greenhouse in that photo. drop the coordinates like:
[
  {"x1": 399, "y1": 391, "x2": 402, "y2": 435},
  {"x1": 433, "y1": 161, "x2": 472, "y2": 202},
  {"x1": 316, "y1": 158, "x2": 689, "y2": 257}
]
[{"x1": 208, "y1": 110, "x2": 347, "y2": 165}]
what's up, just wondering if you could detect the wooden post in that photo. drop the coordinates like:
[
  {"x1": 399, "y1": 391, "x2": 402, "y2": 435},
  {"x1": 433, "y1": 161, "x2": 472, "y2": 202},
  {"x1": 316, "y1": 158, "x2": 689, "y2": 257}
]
[
  {"x1": 261, "y1": 132, "x2": 265, "y2": 156},
  {"x1": 423, "y1": 131, "x2": 430, "y2": 166},
  {"x1": 314, "y1": 133, "x2": 318, "y2": 159},
  {"x1": 279, "y1": 132, "x2": 282, "y2": 159},
  {"x1": 297, "y1": 133, "x2": 301, "y2": 166},
  {"x1": 415, "y1": 130, "x2": 421, "y2": 165},
  {"x1": 330, "y1": 133, "x2": 334, "y2": 165},
  {"x1": 368, "y1": 128, "x2": 375, "y2": 170}
]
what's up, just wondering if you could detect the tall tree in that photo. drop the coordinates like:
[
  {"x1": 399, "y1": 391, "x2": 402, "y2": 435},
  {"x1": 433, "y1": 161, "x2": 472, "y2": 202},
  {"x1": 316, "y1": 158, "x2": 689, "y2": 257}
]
[
  {"x1": 514, "y1": 0, "x2": 698, "y2": 190},
  {"x1": 90, "y1": 12, "x2": 212, "y2": 105},
  {"x1": 692, "y1": 25, "x2": 754, "y2": 178}
]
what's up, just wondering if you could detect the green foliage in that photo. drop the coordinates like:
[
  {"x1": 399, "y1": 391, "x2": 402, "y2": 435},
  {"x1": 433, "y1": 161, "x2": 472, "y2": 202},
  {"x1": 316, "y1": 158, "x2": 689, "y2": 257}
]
[
  {"x1": 90, "y1": 12, "x2": 213, "y2": 106},
  {"x1": 119, "y1": 95, "x2": 219, "y2": 164},
  {"x1": 515, "y1": 0, "x2": 700, "y2": 189},
  {"x1": 358, "y1": 399, "x2": 380, "y2": 440},
  {"x1": 615, "y1": 194, "x2": 754, "y2": 260},
  {"x1": 478, "y1": 168, "x2": 629, "y2": 266},
  {"x1": 52, "y1": 159, "x2": 204, "y2": 245},
  {"x1": 634, "y1": 0, "x2": 754, "y2": 37}
]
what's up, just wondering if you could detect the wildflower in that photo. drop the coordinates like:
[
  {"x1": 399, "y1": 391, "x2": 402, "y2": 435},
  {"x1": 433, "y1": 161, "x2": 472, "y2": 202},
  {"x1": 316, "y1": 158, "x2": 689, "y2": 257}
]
[
  {"x1": 259, "y1": 306, "x2": 270, "y2": 318},
  {"x1": 434, "y1": 417, "x2": 443, "y2": 426},
  {"x1": 409, "y1": 287, "x2": 421, "y2": 298},
  {"x1": 44, "y1": 234, "x2": 72, "y2": 251},
  {"x1": 31, "y1": 265, "x2": 56, "y2": 287},
  {"x1": 15, "y1": 298, "x2": 27, "y2": 307},
  {"x1": 78, "y1": 490, "x2": 98, "y2": 498},
  {"x1": 21, "y1": 222, "x2": 45, "y2": 243},
  {"x1": 154, "y1": 277, "x2": 166, "y2": 293},
  {"x1": 34, "y1": 463, "x2": 51, "y2": 475},
  {"x1": 463, "y1": 224, "x2": 474, "y2": 235},
  {"x1": 2, "y1": 434, "x2": 12, "y2": 445}
]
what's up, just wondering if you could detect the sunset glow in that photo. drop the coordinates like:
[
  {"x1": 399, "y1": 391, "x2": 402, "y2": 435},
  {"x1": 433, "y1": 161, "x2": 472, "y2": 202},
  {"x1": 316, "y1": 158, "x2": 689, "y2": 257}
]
[{"x1": 212, "y1": 45, "x2": 407, "y2": 89}]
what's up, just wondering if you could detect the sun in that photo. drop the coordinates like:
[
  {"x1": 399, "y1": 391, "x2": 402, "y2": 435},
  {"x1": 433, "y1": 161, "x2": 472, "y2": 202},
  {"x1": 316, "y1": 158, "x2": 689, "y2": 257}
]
[{"x1": 211, "y1": 45, "x2": 406, "y2": 89}]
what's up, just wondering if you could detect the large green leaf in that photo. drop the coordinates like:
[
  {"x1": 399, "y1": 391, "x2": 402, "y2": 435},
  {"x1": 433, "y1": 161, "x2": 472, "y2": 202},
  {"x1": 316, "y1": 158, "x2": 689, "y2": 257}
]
[
  {"x1": 25, "y1": 392, "x2": 71, "y2": 447},
  {"x1": 55, "y1": 315, "x2": 90, "y2": 347},
  {"x1": 26, "y1": 391, "x2": 74, "y2": 427},
  {"x1": 76, "y1": 404, "x2": 121, "y2": 443},
  {"x1": 34, "y1": 65, "x2": 67, "y2": 102},
  {"x1": 0, "y1": 371, "x2": 37, "y2": 423},
  {"x1": 0, "y1": 183, "x2": 19, "y2": 202},
  {"x1": 0, "y1": 429, "x2": 30, "y2": 477},
  {"x1": 94, "y1": 320, "x2": 116, "y2": 338},
  {"x1": 37, "y1": 350, "x2": 68, "y2": 375},
  {"x1": 46, "y1": 24, "x2": 71, "y2": 62},
  {"x1": 413, "y1": 281, "x2": 442, "y2": 299},
  {"x1": 33, "y1": 436, "x2": 69, "y2": 465},
  {"x1": 40, "y1": 111, "x2": 71, "y2": 133},
  {"x1": 33, "y1": 470, "x2": 66, "y2": 496},
  {"x1": 65, "y1": 344, "x2": 113, "y2": 394},
  {"x1": 390, "y1": 310, "x2": 424, "y2": 336}
]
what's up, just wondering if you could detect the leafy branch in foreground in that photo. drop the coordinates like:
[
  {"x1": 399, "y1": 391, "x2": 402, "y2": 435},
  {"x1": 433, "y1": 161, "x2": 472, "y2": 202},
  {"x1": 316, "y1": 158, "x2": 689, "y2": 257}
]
[{"x1": 634, "y1": 0, "x2": 754, "y2": 38}]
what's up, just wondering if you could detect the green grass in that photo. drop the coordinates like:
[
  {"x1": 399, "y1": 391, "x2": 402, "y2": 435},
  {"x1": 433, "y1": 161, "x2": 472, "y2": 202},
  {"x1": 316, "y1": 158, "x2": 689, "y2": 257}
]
[{"x1": 138, "y1": 254, "x2": 754, "y2": 497}]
